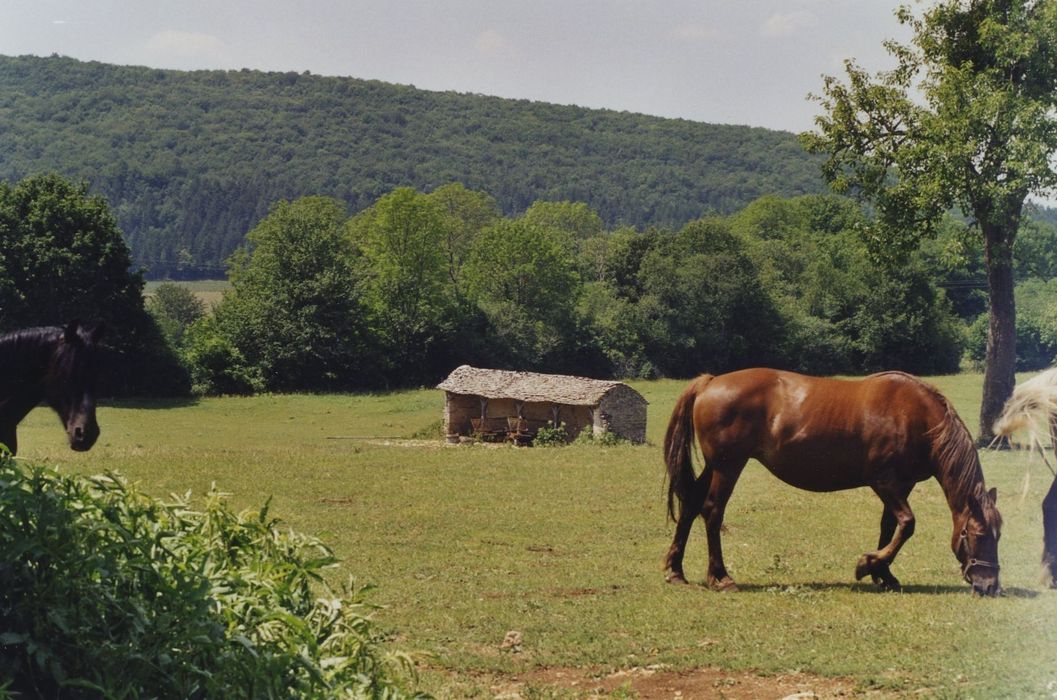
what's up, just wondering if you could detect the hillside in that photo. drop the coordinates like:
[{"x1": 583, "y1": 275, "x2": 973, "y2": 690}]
[{"x1": 0, "y1": 54, "x2": 825, "y2": 278}]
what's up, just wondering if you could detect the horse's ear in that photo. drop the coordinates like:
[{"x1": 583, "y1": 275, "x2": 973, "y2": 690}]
[
  {"x1": 63, "y1": 320, "x2": 82, "y2": 344},
  {"x1": 988, "y1": 487, "x2": 998, "y2": 503},
  {"x1": 88, "y1": 322, "x2": 106, "y2": 345}
]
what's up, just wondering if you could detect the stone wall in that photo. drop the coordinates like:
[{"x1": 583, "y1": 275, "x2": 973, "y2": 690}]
[{"x1": 598, "y1": 385, "x2": 648, "y2": 443}]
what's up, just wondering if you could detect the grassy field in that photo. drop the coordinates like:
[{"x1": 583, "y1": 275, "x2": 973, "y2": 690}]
[
  {"x1": 15, "y1": 374, "x2": 1057, "y2": 698},
  {"x1": 143, "y1": 279, "x2": 230, "y2": 309}
]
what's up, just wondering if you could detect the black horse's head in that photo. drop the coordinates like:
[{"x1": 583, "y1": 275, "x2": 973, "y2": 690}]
[{"x1": 45, "y1": 320, "x2": 105, "y2": 452}]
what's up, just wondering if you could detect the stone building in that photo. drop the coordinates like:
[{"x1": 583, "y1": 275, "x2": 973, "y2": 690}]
[{"x1": 437, "y1": 365, "x2": 648, "y2": 444}]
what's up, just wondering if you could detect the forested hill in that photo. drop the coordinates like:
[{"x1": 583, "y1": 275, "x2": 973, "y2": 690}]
[{"x1": 0, "y1": 54, "x2": 825, "y2": 278}]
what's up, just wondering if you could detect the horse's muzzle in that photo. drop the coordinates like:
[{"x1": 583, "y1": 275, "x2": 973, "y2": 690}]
[
  {"x1": 69, "y1": 422, "x2": 99, "y2": 451},
  {"x1": 970, "y1": 576, "x2": 1001, "y2": 597}
]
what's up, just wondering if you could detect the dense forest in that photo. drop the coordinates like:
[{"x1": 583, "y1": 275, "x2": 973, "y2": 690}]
[{"x1": 0, "y1": 54, "x2": 826, "y2": 278}]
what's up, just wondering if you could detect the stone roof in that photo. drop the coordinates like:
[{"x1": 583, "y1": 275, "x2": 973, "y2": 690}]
[{"x1": 437, "y1": 365, "x2": 645, "y2": 406}]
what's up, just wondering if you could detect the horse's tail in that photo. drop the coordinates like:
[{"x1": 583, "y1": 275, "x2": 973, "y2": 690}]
[
  {"x1": 994, "y1": 367, "x2": 1057, "y2": 443},
  {"x1": 665, "y1": 374, "x2": 714, "y2": 522}
]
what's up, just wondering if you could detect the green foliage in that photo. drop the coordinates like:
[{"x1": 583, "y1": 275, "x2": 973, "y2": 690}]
[
  {"x1": 533, "y1": 422, "x2": 568, "y2": 447},
  {"x1": 350, "y1": 188, "x2": 458, "y2": 382},
  {"x1": 628, "y1": 217, "x2": 787, "y2": 375},
  {"x1": 576, "y1": 281, "x2": 653, "y2": 378},
  {"x1": 967, "y1": 279, "x2": 1057, "y2": 371},
  {"x1": 183, "y1": 186, "x2": 970, "y2": 393},
  {"x1": 1014, "y1": 213, "x2": 1057, "y2": 280},
  {"x1": 522, "y1": 201, "x2": 603, "y2": 241},
  {"x1": 804, "y1": 0, "x2": 1057, "y2": 258},
  {"x1": 424, "y1": 183, "x2": 501, "y2": 302},
  {"x1": 216, "y1": 197, "x2": 372, "y2": 392},
  {"x1": 0, "y1": 174, "x2": 138, "y2": 328},
  {"x1": 0, "y1": 55, "x2": 825, "y2": 278},
  {"x1": 571, "y1": 428, "x2": 627, "y2": 447},
  {"x1": 0, "y1": 453, "x2": 427, "y2": 699},
  {"x1": 845, "y1": 260, "x2": 965, "y2": 374},
  {"x1": 147, "y1": 281, "x2": 206, "y2": 348},
  {"x1": 464, "y1": 218, "x2": 582, "y2": 368},
  {"x1": 0, "y1": 173, "x2": 189, "y2": 395},
  {"x1": 183, "y1": 315, "x2": 262, "y2": 395}
]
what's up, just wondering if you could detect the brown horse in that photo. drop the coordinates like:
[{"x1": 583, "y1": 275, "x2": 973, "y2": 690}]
[{"x1": 664, "y1": 368, "x2": 1002, "y2": 596}]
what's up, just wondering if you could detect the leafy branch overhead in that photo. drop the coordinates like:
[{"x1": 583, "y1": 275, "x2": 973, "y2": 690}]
[{"x1": 803, "y1": 0, "x2": 1057, "y2": 261}]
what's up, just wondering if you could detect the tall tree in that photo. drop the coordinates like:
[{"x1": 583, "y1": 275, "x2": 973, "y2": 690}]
[
  {"x1": 0, "y1": 174, "x2": 144, "y2": 331},
  {"x1": 0, "y1": 173, "x2": 188, "y2": 395},
  {"x1": 803, "y1": 0, "x2": 1057, "y2": 440},
  {"x1": 217, "y1": 196, "x2": 369, "y2": 391},
  {"x1": 463, "y1": 218, "x2": 581, "y2": 368},
  {"x1": 424, "y1": 183, "x2": 500, "y2": 301},
  {"x1": 521, "y1": 200, "x2": 604, "y2": 241},
  {"x1": 349, "y1": 187, "x2": 455, "y2": 381}
]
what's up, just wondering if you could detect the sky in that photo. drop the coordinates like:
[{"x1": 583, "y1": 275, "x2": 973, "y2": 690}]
[{"x1": 0, "y1": 0, "x2": 915, "y2": 134}]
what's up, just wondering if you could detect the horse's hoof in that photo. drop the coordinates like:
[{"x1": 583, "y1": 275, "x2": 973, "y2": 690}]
[
  {"x1": 709, "y1": 577, "x2": 739, "y2": 593},
  {"x1": 665, "y1": 572, "x2": 689, "y2": 585},
  {"x1": 872, "y1": 576, "x2": 902, "y2": 592},
  {"x1": 854, "y1": 554, "x2": 875, "y2": 581},
  {"x1": 871, "y1": 567, "x2": 901, "y2": 592}
]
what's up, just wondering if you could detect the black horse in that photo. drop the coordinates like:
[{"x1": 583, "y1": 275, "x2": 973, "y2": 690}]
[{"x1": 0, "y1": 321, "x2": 104, "y2": 455}]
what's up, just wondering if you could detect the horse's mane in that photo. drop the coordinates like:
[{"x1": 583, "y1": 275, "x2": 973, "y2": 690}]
[
  {"x1": 875, "y1": 371, "x2": 998, "y2": 520},
  {"x1": 0, "y1": 326, "x2": 61, "y2": 365},
  {"x1": 994, "y1": 366, "x2": 1057, "y2": 441},
  {"x1": 930, "y1": 395, "x2": 1002, "y2": 528}
]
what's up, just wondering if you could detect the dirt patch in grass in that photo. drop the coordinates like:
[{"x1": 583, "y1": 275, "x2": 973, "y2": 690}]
[
  {"x1": 363, "y1": 439, "x2": 447, "y2": 448},
  {"x1": 490, "y1": 665, "x2": 896, "y2": 699},
  {"x1": 318, "y1": 497, "x2": 356, "y2": 506}
]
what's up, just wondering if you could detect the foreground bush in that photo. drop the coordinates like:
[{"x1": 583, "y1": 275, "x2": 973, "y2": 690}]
[{"x1": 0, "y1": 453, "x2": 427, "y2": 699}]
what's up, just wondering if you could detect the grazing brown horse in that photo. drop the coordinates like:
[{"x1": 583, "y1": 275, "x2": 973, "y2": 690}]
[
  {"x1": 664, "y1": 368, "x2": 1003, "y2": 596},
  {"x1": 0, "y1": 321, "x2": 104, "y2": 455}
]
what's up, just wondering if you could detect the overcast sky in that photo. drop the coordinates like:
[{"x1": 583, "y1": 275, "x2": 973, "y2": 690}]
[{"x1": 1, "y1": 1, "x2": 916, "y2": 134}]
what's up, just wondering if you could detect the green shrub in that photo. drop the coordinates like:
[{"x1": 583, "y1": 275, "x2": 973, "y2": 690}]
[
  {"x1": 571, "y1": 429, "x2": 628, "y2": 447},
  {"x1": 533, "y1": 422, "x2": 568, "y2": 447},
  {"x1": 0, "y1": 453, "x2": 427, "y2": 699},
  {"x1": 183, "y1": 316, "x2": 263, "y2": 395},
  {"x1": 966, "y1": 279, "x2": 1057, "y2": 371}
]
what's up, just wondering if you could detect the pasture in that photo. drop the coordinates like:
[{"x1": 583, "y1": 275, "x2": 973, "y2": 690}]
[
  {"x1": 16, "y1": 374, "x2": 1057, "y2": 698},
  {"x1": 143, "y1": 279, "x2": 231, "y2": 309}
]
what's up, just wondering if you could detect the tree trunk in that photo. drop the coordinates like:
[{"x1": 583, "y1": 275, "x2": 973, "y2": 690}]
[{"x1": 978, "y1": 221, "x2": 1018, "y2": 444}]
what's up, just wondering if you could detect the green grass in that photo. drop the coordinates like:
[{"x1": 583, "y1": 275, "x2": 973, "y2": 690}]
[
  {"x1": 144, "y1": 279, "x2": 230, "y2": 309},
  {"x1": 15, "y1": 374, "x2": 1057, "y2": 698}
]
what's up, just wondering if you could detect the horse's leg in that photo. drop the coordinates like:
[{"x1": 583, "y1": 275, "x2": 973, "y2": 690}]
[
  {"x1": 1041, "y1": 472, "x2": 1057, "y2": 589},
  {"x1": 856, "y1": 482, "x2": 915, "y2": 590},
  {"x1": 870, "y1": 503, "x2": 903, "y2": 591},
  {"x1": 664, "y1": 468, "x2": 709, "y2": 584},
  {"x1": 703, "y1": 460, "x2": 746, "y2": 592}
]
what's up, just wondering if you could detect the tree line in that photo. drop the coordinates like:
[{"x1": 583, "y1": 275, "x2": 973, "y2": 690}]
[
  {"x1": 154, "y1": 183, "x2": 1057, "y2": 395},
  {"x1": 4, "y1": 173, "x2": 1057, "y2": 397},
  {"x1": 0, "y1": 54, "x2": 824, "y2": 279}
]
